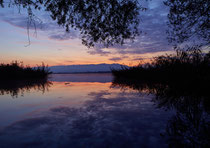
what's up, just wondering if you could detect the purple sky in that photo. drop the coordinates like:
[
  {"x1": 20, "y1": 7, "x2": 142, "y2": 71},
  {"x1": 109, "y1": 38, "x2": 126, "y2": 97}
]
[{"x1": 0, "y1": 0, "x2": 175, "y2": 66}]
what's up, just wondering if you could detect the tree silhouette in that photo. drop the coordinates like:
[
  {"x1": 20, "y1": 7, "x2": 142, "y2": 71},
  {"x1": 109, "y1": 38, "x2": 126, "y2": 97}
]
[
  {"x1": 164, "y1": 0, "x2": 210, "y2": 47},
  {"x1": 0, "y1": 0, "x2": 146, "y2": 47}
]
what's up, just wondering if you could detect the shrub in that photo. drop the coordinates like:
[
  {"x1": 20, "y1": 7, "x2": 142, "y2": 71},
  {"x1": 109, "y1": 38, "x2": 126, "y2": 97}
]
[
  {"x1": 112, "y1": 48, "x2": 210, "y2": 83},
  {"x1": 0, "y1": 61, "x2": 51, "y2": 80}
]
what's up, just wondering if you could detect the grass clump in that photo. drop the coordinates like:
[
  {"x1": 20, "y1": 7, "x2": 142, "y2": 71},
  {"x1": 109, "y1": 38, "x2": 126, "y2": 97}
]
[
  {"x1": 112, "y1": 47, "x2": 210, "y2": 83},
  {"x1": 0, "y1": 61, "x2": 51, "y2": 80}
]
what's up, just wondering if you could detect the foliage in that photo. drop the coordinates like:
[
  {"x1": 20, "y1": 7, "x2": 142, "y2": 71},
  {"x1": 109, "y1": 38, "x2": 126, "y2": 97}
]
[
  {"x1": 112, "y1": 46, "x2": 210, "y2": 147},
  {"x1": 112, "y1": 60, "x2": 210, "y2": 148},
  {"x1": 164, "y1": 0, "x2": 210, "y2": 46},
  {"x1": 0, "y1": 61, "x2": 51, "y2": 80},
  {"x1": 112, "y1": 47, "x2": 210, "y2": 82},
  {"x1": 0, "y1": 0, "x2": 145, "y2": 47}
]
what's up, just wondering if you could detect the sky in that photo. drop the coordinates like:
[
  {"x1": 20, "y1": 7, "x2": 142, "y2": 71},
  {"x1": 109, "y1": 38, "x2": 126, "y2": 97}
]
[{"x1": 0, "y1": 0, "x2": 174, "y2": 66}]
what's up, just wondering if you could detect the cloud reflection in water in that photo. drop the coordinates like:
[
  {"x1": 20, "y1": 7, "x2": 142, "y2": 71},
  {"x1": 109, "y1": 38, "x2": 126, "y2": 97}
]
[{"x1": 0, "y1": 86, "x2": 172, "y2": 148}]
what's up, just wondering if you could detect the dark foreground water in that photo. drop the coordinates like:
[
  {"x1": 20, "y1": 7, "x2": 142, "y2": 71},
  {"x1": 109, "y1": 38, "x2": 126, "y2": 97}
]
[{"x1": 0, "y1": 74, "x2": 209, "y2": 148}]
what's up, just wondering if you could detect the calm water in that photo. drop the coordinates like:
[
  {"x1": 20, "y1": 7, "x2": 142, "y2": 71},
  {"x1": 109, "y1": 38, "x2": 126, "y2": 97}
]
[{"x1": 0, "y1": 74, "x2": 209, "y2": 148}]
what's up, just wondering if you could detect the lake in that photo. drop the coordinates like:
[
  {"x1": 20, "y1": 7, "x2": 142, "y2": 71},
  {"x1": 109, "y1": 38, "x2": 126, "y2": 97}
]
[{"x1": 0, "y1": 74, "x2": 209, "y2": 148}]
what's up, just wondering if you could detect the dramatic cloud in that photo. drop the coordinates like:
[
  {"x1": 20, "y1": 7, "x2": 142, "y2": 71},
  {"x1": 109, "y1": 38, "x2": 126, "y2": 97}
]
[
  {"x1": 0, "y1": 8, "x2": 79, "y2": 40},
  {"x1": 89, "y1": 0, "x2": 173, "y2": 55},
  {"x1": 0, "y1": 0, "x2": 174, "y2": 60}
]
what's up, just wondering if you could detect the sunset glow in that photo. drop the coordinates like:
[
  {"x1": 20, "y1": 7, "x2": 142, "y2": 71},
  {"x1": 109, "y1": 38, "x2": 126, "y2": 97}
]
[
  {"x1": 0, "y1": 0, "x2": 209, "y2": 146},
  {"x1": 0, "y1": 0, "x2": 173, "y2": 67}
]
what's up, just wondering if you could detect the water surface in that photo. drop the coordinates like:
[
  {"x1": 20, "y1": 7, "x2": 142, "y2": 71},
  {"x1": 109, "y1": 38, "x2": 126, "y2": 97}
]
[{"x1": 0, "y1": 74, "x2": 208, "y2": 148}]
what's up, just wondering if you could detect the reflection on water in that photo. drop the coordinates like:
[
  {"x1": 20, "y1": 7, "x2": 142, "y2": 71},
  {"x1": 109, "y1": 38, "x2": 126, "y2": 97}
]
[
  {"x1": 0, "y1": 74, "x2": 209, "y2": 147},
  {"x1": 112, "y1": 77, "x2": 210, "y2": 147},
  {"x1": 0, "y1": 79, "x2": 52, "y2": 98}
]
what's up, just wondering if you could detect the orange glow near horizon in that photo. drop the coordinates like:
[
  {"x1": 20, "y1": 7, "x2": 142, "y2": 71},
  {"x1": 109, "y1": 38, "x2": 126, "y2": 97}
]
[
  {"x1": 0, "y1": 56, "x2": 151, "y2": 67},
  {"x1": 0, "y1": 19, "x2": 174, "y2": 67},
  {"x1": 0, "y1": 50, "x2": 174, "y2": 67}
]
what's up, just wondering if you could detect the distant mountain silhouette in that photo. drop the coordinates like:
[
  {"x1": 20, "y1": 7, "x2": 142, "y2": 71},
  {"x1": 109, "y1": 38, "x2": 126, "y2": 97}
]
[{"x1": 49, "y1": 64, "x2": 128, "y2": 74}]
